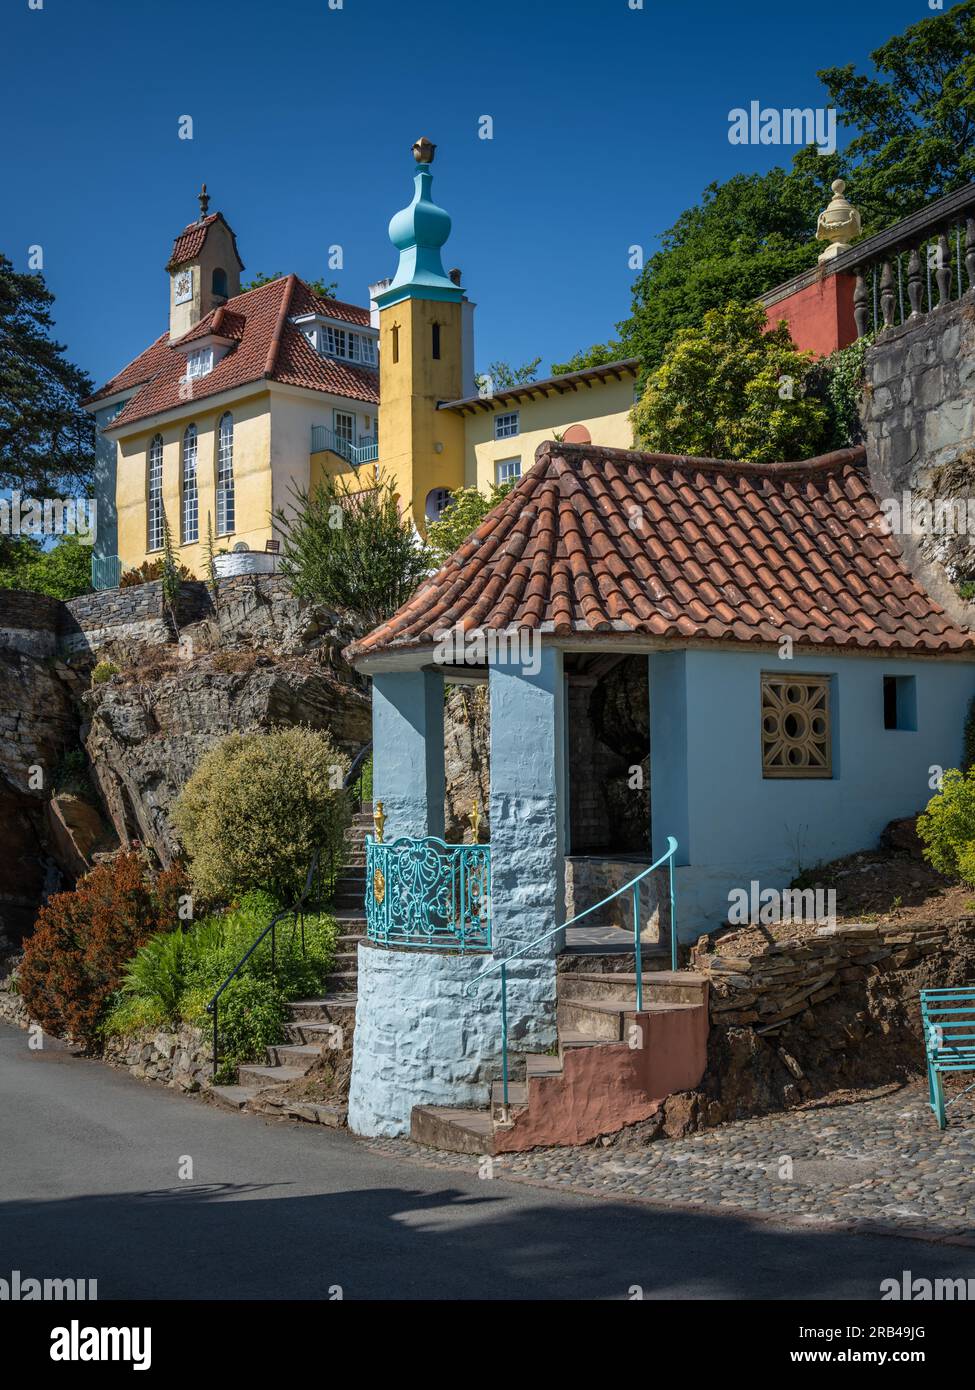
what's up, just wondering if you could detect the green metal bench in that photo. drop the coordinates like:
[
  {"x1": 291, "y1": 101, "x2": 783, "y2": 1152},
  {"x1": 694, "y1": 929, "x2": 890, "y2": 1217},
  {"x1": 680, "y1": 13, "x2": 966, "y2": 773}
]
[{"x1": 920, "y1": 987, "x2": 975, "y2": 1129}]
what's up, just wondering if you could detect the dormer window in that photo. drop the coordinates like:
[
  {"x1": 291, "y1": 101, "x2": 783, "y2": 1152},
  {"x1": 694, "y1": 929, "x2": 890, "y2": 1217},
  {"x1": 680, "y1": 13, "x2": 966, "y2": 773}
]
[
  {"x1": 186, "y1": 347, "x2": 214, "y2": 380},
  {"x1": 322, "y1": 325, "x2": 378, "y2": 366}
]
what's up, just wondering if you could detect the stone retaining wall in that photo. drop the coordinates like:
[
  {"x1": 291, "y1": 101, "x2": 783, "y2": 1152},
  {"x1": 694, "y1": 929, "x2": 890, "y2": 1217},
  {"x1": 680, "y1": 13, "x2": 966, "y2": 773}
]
[
  {"x1": 0, "y1": 590, "x2": 61, "y2": 657},
  {"x1": 103, "y1": 1023, "x2": 212, "y2": 1092}
]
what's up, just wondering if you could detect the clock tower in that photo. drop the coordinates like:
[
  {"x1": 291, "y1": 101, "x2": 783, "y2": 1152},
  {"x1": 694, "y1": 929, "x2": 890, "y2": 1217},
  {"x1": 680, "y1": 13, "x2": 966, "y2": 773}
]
[{"x1": 167, "y1": 185, "x2": 244, "y2": 340}]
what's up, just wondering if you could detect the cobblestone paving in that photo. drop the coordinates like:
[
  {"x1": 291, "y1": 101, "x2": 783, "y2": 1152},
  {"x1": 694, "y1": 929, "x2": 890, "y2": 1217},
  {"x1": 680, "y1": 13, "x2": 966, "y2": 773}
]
[{"x1": 363, "y1": 1081, "x2": 975, "y2": 1242}]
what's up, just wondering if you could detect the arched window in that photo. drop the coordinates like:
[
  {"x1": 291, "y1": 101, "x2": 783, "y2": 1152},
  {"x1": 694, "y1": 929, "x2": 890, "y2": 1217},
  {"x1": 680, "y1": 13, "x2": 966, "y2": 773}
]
[
  {"x1": 211, "y1": 267, "x2": 228, "y2": 299},
  {"x1": 181, "y1": 424, "x2": 199, "y2": 544},
  {"x1": 425, "y1": 487, "x2": 452, "y2": 523},
  {"x1": 147, "y1": 434, "x2": 164, "y2": 551},
  {"x1": 216, "y1": 413, "x2": 235, "y2": 535}
]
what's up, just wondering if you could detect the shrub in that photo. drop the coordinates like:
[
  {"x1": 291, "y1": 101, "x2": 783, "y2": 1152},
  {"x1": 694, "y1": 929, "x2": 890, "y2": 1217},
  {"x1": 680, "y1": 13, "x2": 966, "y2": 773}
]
[
  {"x1": 426, "y1": 483, "x2": 514, "y2": 569},
  {"x1": 173, "y1": 727, "x2": 352, "y2": 903},
  {"x1": 916, "y1": 768, "x2": 975, "y2": 883},
  {"x1": 214, "y1": 976, "x2": 287, "y2": 1079},
  {"x1": 120, "y1": 558, "x2": 192, "y2": 588},
  {"x1": 91, "y1": 659, "x2": 120, "y2": 686},
  {"x1": 18, "y1": 853, "x2": 189, "y2": 1047}
]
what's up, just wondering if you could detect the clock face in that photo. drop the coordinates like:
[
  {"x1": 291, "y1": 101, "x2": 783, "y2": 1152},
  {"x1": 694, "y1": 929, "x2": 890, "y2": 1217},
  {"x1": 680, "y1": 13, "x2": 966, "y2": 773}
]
[{"x1": 174, "y1": 269, "x2": 193, "y2": 305}]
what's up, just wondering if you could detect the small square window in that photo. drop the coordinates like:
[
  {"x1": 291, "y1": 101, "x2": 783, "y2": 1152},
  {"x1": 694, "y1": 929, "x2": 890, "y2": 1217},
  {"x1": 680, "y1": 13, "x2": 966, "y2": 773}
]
[
  {"x1": 496, "y1": 457, "x2": 521, "y2": 485},
  {"x1": 495, "y1": 411, "x2": 519, "y2": 440},
  {"x1": 883, "y1": 675, "x2": 917, "y2": 731},
  {"x1": 761, "y1": 674, "x2": 832, "y2": 779}
]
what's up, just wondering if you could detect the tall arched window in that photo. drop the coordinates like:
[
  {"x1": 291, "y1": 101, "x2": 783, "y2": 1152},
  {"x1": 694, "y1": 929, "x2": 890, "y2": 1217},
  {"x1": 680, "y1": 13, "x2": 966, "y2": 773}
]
[
  {"x1": 211, "y1": 267, "x2": 228, "y2": 298},
  {"x1": 147, "y1": 434, "x2": 164, "y2": 551},
  {"x1": 216, "y1": 412, "x2": 235, "y2": 535},
  {"x1": 182, "y1": 424, "x2": 199, "y2": 544},
  {"x1": 391, "y1": 323, "x2": 400, "y2": 364}
]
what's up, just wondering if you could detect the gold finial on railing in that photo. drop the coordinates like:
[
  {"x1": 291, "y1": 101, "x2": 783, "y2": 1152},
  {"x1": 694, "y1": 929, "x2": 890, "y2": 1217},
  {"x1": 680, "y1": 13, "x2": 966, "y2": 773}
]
[
  {"x1": 374, "y1": 800, "x2": 386, "y2": 844},
  {"x1": 469, "y1": 798, "x2": 480, "y2": 844}
]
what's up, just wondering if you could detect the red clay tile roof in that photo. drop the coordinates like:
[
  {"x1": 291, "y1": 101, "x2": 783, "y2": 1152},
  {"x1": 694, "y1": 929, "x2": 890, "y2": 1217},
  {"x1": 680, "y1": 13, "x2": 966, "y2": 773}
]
[
  {"x1": 346, "y1": 442, "x2": 975, "y2": 662},
  {"x1": 84, "y1": 276, "x2": 378, "y2": 424},
  {"x1": 166, "y1": 212, "x2": 243, "y2": 271}
]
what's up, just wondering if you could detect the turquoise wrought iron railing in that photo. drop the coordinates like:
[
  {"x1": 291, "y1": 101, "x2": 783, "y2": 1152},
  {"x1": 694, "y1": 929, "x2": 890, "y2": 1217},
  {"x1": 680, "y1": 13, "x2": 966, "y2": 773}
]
[
  {"x1": 467, "y1": 836, "x2": 678, "y2": 1117},
  {"x1": 310, "y1": 425, "x2": 379, "y2": 466},
  {"x1": 366, "y1": 835, "x2": 491, "y2": 951},
  {"x1": 91, "y1": 553, "x2": 122, "y2": 590}
]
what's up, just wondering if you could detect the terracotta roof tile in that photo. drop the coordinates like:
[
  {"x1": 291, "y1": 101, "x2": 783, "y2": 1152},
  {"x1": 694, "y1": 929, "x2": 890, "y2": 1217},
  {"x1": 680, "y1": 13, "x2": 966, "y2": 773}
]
[
  {"x1": 346, "y1": 442, "x2": 975, "y2": 663},
  {"x1": 84, "y1": 277, "x2": 378, "y2": 424}
]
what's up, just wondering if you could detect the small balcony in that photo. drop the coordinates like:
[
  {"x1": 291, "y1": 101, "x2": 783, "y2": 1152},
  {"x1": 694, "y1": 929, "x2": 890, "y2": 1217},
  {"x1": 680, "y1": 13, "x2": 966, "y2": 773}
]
[{"x1": 310, "y1": 426, "x2": 379, "y2": 467}]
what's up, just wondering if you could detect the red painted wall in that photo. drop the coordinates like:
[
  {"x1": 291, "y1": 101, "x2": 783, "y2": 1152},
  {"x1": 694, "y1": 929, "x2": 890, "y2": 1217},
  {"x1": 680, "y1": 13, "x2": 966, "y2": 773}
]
[{"x1": 764, "y1": 272, "x2": 857, "y2": 358}]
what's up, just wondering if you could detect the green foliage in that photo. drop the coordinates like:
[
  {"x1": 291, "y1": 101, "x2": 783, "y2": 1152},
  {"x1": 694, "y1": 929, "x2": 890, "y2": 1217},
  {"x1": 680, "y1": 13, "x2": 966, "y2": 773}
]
[
  {"x1": 119, "y1": 557, "x2": 193, "y2": 588},
  {"x1": 104, "y1": 891, "x2": 339, "y2": 1073},
  {"x1": 205, "y1": 511, "x2": 218, "y2": 598},
  {"x1": 173, "y1": 727, "x2": 352, "y2": 904},
  {"x1": 0, "y1": 253, "x2": 95, "y2": 496},
  {"x1": 0, "y1": 534, "x2": 93, "y2": 599},
  {"x1": 243, "y1": 271, "x2": 338, "y2": 299},
  {"x1": 963, "y1": 697, "x2": 975, "y2": 773},
  {"x1": 474, "y1": 357, "x2": 542, "y2": 393},
  {"x1": 53, "y1": 746, "x2": 91, "y2": 795},
  {"x1": 160, "y1": 513, "x2": 180, "y2": 614},
  {"x1": 807, "y1": 333, "x2": 874, "y2": 448},
  {"x1": 563, "y1": 4, "x2": 975, "y2": 379},
  {"x1": 91, "y1": 659, "x2": 119, "y2": 686},
  {"x1": 551, "y1": 342, "x2": 623, "y2": 377},
  {"x1": 426, "y1": 482, "x2": 515, "y2": 569},
  {"x1": 274, "y1": 472, "x2": 430, "y2": 628},
  {"x1": 917, "y1": 768, "x2": 975, "y2": 883},
  {"x1": 631, "y1": 300, "x2": 830, "y2": 463}
]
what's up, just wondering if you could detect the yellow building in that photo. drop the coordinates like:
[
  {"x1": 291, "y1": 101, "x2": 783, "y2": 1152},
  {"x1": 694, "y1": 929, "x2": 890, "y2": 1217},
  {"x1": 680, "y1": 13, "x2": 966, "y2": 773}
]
[{"x1": 86, "y1": 153, "x2": 636, "y2": 583}]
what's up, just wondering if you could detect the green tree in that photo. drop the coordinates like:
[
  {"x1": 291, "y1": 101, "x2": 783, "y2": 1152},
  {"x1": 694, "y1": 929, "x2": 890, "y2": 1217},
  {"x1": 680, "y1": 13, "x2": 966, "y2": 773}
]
[
  {"x1": 273, "y1": 471, "x2": 430, "y2": 628},
  {"x1": 474, "y1": 357, "x2": 542, "y2": 394},
  {"x1": 0, "y1": 534, "x2": 92, "y2": 599},
  {"x1": 0, "y1": 254, "x2": 95, "y2": 497},
  {"x1": 242, "y1": 271, "x2": 338, "y2": 298},
  {"x1": 631, "y1": 300, "x2": 830, "y2": 464},
  {"x1": 561, "y1": 3, "x2": 975, "y2": 379},
  {"x1": 426, "y1": 482, "x2": 515, "y2": 569}
]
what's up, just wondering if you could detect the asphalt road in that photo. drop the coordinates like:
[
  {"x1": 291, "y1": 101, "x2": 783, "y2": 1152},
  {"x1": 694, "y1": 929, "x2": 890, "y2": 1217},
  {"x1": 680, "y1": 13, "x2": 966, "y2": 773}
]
[{"x1": 2, "y1": 1022, "x2": 973, "y2": 1301}]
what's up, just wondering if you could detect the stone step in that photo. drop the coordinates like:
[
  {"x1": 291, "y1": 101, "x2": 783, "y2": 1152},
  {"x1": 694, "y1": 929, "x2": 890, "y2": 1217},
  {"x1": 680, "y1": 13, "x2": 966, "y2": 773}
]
[
  {"x1": 334, "y1": 874, "x2": 365, "y2": 891},
  {"x1": 283, "y1": 1019, "x2": 352, "y2": 1046},
  {"x1": 287, "y1": 994, "x2": 358, "y2": 1022},
  {"x1": 237, "y1": 1063, "x2": 308, "y2": 1088},
  {"x1": 557, "y1": 947, "x2": 670, "y2": 972},
  {"x1": 256, "y1": 1097, "x2": 348, "y2": 1128},
  {"x1": 332, "y1": 951, "x2": 359, "y2": 968},
  {"x1": 325, "y1": 970, "x2": 359, "y2": 993},
  {"x1": 337, "y1": 932, "x2": 364, "y2": 947},
  {"x1": 557, "y1": 996, "x2": 700, "y2": 1042},
  {"x1": 210, "y1": 1084, "x2": 261, "y2": 1111},
  {"x1": 525, "y1": 1052, "x2": 563, "y2": 1078},
  {"x1": 332, "y1": 909, "x2": 367, "y2": 924},
  {"x1": 557, "y1": 970, "x2": 708, "y2": 1008},
  {"x1": 265, "y1": 1042, "x2": 328, "y2": 1070},
  {"x1": 410, "y1": 1105, "x2": 497, "y2": 1156},
  {"x1": 332, "y1": 894, "x2": 365, "y2": 911}
]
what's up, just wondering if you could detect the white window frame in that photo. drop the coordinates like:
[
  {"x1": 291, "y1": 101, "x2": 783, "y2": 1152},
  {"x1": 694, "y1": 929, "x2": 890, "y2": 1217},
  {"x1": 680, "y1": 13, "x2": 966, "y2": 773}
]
[
  {"x1": 321, "y1": 324, "x2": 377, "y2": 366},
  {"x1": 333, "y1": 410, "x2": 355, "y2": 445},
  {"x1": 496, "y1": 456, "x2": 521, "y2": 486},
  {"x1": 182, "y1": 424, "x2": 199, "y2": 544},
  {"x1": 147, "y1": 434, "x2": 164, "y2": 552},
  {"x1": 495, "y1": 411, "x2": 520, "y2": 440},
  {"x1": 425, "y1": 487, "x2": 452, "y2": 522},
  {"x1": 185, "y1": 347, "x2": 214, "y2": 381},
  {"x1": 216, "y1": 413, "x2": 235, "y2": 536}
]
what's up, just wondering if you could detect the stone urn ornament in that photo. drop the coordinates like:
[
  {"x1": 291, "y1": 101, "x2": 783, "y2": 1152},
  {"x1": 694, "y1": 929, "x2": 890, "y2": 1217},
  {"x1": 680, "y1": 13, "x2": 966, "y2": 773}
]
[{"x1": 816, "y1": 179, "x2": 861, "y2": 262}]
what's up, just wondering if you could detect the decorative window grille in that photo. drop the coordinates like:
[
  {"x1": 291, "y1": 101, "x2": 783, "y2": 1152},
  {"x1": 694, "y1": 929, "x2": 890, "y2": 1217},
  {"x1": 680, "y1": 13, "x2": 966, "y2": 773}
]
[
  {"x1": 147, "y1": 434, "x2": 164, "y2": 551},
  {"x1": 182, "y1": 424, "x2": 199, "y2": 544},
  {"x1": 216, "y1": 413, "x2": 235, "y2": 535},
  {"x1": 495, "y1": 411, "x2": 520, "y2": 440},
  {"x1": 496, "y1": 457, "x2": 521, "y2": 485},
  {"x1": 760, "y1": 675, "x2": 832, "y2": 779}
]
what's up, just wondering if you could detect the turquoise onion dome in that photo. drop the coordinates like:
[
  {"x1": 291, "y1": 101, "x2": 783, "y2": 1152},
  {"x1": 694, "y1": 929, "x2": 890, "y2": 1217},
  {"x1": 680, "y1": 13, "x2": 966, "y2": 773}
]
[{"x1": 375, "y1": 138, "x2": 464, "y2": 307}]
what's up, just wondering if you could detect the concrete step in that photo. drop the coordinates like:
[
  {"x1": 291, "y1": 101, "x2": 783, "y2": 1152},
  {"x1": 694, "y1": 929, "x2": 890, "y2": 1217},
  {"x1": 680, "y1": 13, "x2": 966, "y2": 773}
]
[
  {"x1": 210, "y1": 1084, "x2": 261, "y2": 1111},
  {"x1": 265, "y1": 1042, "x2": 328, "y2": 1070},
  {"x1": 557, "y1": 970, "x2": 708, "y2": 1008},
  {"x1": 283, "y1": 1019, "x2": 352, "y2": 1046},
  {"x1": 237, "y1": 1063, "x2": 308, "y2": 1088},
  {"x1": 525, "y1": 1052, "x2": 563, "y2": 1078},
  {"x1": 287, "y1": 995, "x2": 358, "y2": 1023},
  {"x1": 410, "y1": 1105, "x2": 497, "y2": 1156},
  {"x1": 557, "y1": 996, "x2": 701, "y2": 1042}
]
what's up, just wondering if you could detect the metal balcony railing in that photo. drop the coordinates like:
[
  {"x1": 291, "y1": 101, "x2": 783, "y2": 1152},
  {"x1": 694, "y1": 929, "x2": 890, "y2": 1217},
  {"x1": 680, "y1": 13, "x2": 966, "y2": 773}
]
[
  {"x1": 91, "y1": 554, "x2": 122, "y2": 590},
  {"x1": 366, "y1": 835, "x2": 491, "y2": 951},
  {"x1": 310, "y1": 426, "x2": 379, "y2": 466}
]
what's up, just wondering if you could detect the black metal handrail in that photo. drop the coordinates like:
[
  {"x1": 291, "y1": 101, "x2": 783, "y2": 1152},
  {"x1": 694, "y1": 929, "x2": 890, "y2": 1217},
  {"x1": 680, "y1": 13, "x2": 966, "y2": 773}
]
[{"x1": 205, "y1": 739, "x2": 372, "y2": 1079}]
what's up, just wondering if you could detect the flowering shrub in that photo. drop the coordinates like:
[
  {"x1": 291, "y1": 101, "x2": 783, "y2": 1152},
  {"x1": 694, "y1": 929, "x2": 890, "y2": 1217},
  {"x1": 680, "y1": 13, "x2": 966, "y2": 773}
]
[{"x1": 18, "y1": 853, "x2": 188, "y2": 1048}]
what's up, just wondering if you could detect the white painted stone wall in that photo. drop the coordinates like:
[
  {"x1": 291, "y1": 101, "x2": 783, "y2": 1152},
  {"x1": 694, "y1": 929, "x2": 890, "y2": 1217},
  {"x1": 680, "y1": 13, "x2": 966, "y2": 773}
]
[{"x1": 347, "y1": 941, "x2": 557, "y2": 1137}]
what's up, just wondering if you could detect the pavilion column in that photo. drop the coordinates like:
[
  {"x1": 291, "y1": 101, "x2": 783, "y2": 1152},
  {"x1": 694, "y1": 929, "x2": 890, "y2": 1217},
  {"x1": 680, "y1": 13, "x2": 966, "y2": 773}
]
[
  {"x1": 488, "y1": 644, "x2": 567, "y2": 958},
  {"x1": 371, "y1": 669, "x2": 445, "y2": 840}
]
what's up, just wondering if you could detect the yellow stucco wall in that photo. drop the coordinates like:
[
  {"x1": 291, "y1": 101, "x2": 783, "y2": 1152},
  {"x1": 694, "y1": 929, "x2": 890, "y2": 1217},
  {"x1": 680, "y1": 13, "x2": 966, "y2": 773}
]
[
  {"x1": 114, "y1": 390, "x2": 273, "y2": 577},
  {"x1": 457, "y1": 375, "x2": 637, "y2": 492},
  {"x1": 379, "y1": 297, "x2": 466, "y2": 531}
]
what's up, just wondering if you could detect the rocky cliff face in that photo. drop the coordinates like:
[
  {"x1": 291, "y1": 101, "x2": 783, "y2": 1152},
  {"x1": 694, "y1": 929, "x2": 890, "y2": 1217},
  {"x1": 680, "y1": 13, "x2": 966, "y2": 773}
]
[{"x1": 0, "y1": 576, "x2": 373, "y2": 933}]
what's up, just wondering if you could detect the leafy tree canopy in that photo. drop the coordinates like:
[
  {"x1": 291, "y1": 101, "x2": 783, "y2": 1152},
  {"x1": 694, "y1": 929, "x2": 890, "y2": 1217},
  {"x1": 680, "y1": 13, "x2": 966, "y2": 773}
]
[
  {"x1": 474, "y1": 358, "x2": 542, "y2": 394},
  {"x1": 556, "y1": 2, "x2": 975, "y2": 380},
  {"x1": 0, "y1": 254, "x2": 95, "y2": 497},
  {"x1": 0, "y1": 533, "x2": 93, "y2": 599},
  {"x1": 426, "y1": 482, "x2": 515, "y2": 569},
  {"x1": 242, "y1": 271, "x2": 338, "y2": 298},
  {"x1": 631, "y1": 300, "x2": 831, "y2": 464},
  {"x1": 273, "y1": 471, "x2": 429, "y2": 629}
]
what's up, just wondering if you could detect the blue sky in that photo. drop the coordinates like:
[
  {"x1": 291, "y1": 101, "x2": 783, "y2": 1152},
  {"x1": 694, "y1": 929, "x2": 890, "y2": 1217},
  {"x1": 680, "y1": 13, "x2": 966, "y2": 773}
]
[{"x1": 4, "y1": 0, "x2": 928, "y2": 390}]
